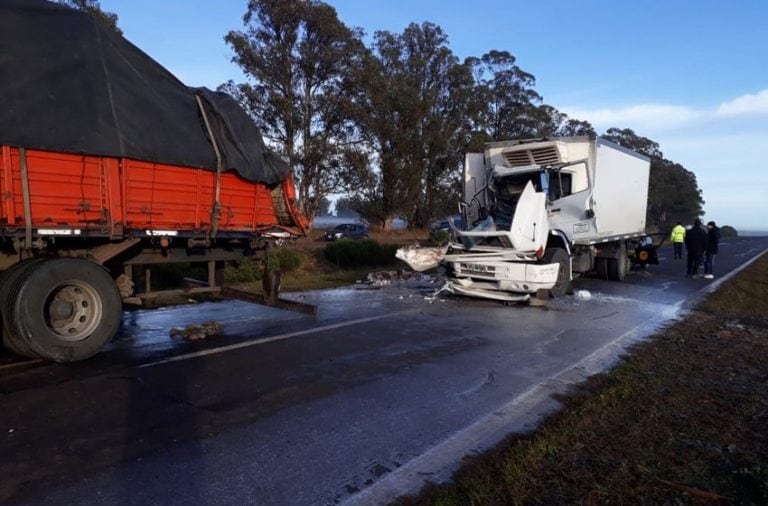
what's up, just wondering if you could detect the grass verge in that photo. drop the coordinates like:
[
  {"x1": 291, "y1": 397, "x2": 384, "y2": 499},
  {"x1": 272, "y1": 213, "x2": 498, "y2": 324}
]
[
  {"x1": 400, "y1": 253, "x2": 768, "y2": 505},
  {"x1": 229, "y1": 236, "x2": 414, "y2": 293}
]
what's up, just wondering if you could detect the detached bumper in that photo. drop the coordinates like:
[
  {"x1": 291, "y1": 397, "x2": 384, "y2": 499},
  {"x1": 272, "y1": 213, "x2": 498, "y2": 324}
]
[{"x1": 446, "y1": 261, "x2": 559, "y2": 301}]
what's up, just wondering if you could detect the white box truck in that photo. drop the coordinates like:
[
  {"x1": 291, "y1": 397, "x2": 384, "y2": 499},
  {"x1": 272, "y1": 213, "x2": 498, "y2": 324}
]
[{"x1": 398, "y1": 136, "x2": 650, "y2": 302}]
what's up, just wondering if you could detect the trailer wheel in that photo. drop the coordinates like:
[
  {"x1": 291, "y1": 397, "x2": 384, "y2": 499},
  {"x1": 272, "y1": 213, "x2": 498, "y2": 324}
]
[
  {"x1": 0, "y1": 257, "x2": 49, "y2": 358},
  {"x1": 608, "y1": 256, "x2": 629, "y2": 281},
  {"x1": 607, "y1": 243, "x2": 629, "y2": 281},
  {"x1": 595, "y1": 258, "x2": 609, "y2": 279},
  {"x1": 9, "y1": 258, "x2": 122, "y2": 362},
  {"x1": 542, "y1": 247, "x2": 571, "y2": 298}
]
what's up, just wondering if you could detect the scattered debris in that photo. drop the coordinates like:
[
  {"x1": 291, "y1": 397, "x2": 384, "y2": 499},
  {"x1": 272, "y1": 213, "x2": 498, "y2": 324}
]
[
  {"x1": 574, "y1": 289, "x2": 592, "y2": 300},
  {"x1": 365, "y1": 269, "x2": 438, "y2": 287},
  {"x1": 169, "y1": 321, "x2": 221, "y2": 341},
  {"x1": 528, "y1": 289, "x2": 549, "y2": 307},
  {"x1": 395, "y1": 245, "x2": 448, "y2": 272}
]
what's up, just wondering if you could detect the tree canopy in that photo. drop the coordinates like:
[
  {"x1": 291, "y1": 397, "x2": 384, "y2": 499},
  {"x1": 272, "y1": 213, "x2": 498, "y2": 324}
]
[
  {"x1": 54, "y1": 0, "x2": 120, "y2": 33},
  {"x1": 223, "y1": 0, "x2": 366, "y2": 218},
  {"x1": 219, "y1": 0, "x2": 705, "y2": 230}
]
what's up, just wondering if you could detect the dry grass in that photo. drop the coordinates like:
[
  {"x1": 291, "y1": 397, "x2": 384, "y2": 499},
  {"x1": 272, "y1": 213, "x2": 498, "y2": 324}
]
[
  {"x1": 234, "y1": 233, "x2": 418, "y2": 292},
  {"x1": 401, "y1": 253, "x2": 768, "y2": 505}
]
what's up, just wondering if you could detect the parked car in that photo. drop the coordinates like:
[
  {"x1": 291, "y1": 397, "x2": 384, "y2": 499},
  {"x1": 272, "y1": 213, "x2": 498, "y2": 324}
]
[
  {"x1": 431, "y1": 215, "x2": 463, "y2": 233},
  {"x1": 324, "y1": 223, "x2": 369, "y2": 241}
]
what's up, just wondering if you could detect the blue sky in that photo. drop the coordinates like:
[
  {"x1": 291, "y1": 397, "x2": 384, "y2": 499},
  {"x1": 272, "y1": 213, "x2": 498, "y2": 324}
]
[{"x1": 100, "y1": 0, "x2": 768, "y2": 230}]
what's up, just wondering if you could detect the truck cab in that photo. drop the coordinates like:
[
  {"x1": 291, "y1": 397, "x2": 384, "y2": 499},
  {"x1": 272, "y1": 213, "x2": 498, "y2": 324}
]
[{"x1": 397, "y1": 136, "x2": 650, "y2": 303}]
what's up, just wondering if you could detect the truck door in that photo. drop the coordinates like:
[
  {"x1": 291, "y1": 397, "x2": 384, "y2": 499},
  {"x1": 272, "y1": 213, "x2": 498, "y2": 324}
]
[
  {"x1": 546, "y1": 161, "x2": 594, "y2": 241},
  {"x1": 509, "y1": 181, "x2": 549, "y2": 252},
  {"x1": 463, "y1": 153, "x2": 487, "y2": 227}
]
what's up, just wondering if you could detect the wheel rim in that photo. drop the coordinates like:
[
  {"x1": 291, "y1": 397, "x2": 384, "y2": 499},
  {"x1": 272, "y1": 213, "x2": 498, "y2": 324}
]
[{"x1": 44, "y1": 281, "x2": 103, "y2": 342}]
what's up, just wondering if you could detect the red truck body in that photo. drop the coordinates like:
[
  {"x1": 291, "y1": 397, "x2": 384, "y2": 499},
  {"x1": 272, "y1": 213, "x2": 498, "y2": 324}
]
[
  {"x1": 0, "y1": 2, "x2": 312, "y2": 362},
  {"x1": 0, "y1": 146, "x2": 306, "y2": 238}
]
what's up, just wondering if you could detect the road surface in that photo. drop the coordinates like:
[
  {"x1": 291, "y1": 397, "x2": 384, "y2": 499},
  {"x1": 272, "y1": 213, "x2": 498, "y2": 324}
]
[{"x1": 1, "y1": 236, "x2": 766, "y2": 505}]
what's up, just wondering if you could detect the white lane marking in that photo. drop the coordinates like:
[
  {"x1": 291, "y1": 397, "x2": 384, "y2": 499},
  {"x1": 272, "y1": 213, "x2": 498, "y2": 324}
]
[
  {"x1": 0, "y1": 359, "x2": 44, "y2": 371},
  {"x1": 139, "y1": 311, "x2": 415, "y2": 368}
]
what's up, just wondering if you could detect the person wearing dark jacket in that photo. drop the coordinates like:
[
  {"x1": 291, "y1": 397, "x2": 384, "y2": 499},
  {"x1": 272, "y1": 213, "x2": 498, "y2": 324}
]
[
  {"x1": 684, "y1": 218, "x2": 708, "y2": 278},
  {"x1": 704, "y1": 221, "x2": 720, "y2": 278}
]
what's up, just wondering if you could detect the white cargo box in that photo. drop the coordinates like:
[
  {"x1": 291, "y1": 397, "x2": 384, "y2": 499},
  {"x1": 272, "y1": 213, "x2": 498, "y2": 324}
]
[{"x1": 479, "y1": 137, "x2": 650, "y2": 245}]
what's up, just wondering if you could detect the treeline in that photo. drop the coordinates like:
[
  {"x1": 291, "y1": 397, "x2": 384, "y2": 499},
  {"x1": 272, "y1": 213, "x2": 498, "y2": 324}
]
[
  {"x1": 221, "y1": 0, "x2": 705, "y2": 231},
  {"x1": 60, "y1": 0, "x2": 705, "y2": 231}
]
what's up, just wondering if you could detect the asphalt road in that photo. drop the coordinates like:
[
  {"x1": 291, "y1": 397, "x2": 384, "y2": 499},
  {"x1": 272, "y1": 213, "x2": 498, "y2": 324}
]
[{"x1": 1, "y1": 236, "x2": 767, "y2": 505}]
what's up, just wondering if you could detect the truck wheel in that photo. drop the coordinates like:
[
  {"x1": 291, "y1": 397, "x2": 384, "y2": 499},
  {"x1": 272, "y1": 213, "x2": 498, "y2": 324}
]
[
  {"x1": 595, "y1": 258, "x2": 609, "y2": 279},
  {"x1": 9, "y1": 258, "x2": 122, "y2": 362},
  {"x1": 607, "y1": 242, "x2": 628, "y2": 281},
  {"x1": 608, "y1": 256, "x2": 628, "y2": 281},
  {"x1": 542, "y1": 247, "x2": 571, "y2": 298},
  {"x1": 0, "y1": 257, "x2": 49, "y2": 358}
]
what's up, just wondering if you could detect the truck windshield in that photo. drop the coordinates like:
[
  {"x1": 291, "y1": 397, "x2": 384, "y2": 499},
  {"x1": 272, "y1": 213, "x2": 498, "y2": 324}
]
[{"x1": 490, "y1": 171, "x2": 543, "y2": 227}]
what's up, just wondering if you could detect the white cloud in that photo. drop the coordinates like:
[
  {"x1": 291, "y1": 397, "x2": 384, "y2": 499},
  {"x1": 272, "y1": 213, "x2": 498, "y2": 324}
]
[
  {"x1": 716, "y1": 89, "x2": 768, "y2": 116},
  {"x1": 562, "y1": 88, "x2": 768, "y2": 135},
  {"x1": 562, "y1": 104, "x2": 701, "y2": 132}
]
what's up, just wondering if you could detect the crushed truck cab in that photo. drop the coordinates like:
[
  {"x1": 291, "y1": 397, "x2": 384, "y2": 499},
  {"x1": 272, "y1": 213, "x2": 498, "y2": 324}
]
[{"x1": 399, "y1": 136, "x2": 650, "y2": 303}]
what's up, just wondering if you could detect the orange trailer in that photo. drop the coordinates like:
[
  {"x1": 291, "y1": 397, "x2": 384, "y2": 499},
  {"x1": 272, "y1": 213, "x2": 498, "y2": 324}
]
[
  {"x1": 0, "y1": 146, "x2": 306, "y2": 240},
  {"x1": 0, "y1": 1, "x2": 313, "y2": 362},
  {"x1": 0, "y1": 146, "x2": 310, "y2": 363}
]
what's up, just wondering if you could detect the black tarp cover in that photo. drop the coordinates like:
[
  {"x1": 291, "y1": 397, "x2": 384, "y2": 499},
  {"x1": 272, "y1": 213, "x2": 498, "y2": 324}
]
[{"x1": 0, "y1": 0, "x2": 290, "y2": 185}]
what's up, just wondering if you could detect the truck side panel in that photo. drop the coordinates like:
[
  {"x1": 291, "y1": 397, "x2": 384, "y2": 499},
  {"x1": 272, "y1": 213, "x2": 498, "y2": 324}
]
[
  {"x1": 590, "y1": 141, "x2": 649, "y2": 238},
  {"x1": 122, "y1": 159, "x2": 282, "y2": 232},
  {"x1": 0, "y1": 147, "x2": 303, "y2": 237},
  {"x1": 0, "y1": 147, "x2": 119, "y2": 233}
]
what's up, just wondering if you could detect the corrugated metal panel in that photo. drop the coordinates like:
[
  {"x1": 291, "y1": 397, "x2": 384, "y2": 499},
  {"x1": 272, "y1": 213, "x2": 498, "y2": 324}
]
[
  {"x1": 530, "y1": 146, "x2": 561, "y2": 165},
  {"x1": 502, "y1": 145, "x2": 562, "y2": 167},
  {"x1": 503, "y1": 150, "x2": 532, "y2": 167}
]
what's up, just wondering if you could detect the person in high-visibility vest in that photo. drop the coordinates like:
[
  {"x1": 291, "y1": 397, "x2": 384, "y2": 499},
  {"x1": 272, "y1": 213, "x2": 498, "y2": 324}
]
[{"x1": 670, "y1": 222, "x2": 686, "y2": 259}]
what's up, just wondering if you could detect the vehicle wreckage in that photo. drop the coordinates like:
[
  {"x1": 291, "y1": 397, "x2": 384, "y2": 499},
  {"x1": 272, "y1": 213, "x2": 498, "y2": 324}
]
[{"x1": 398, "y1": 136, "x2": 651, "y2": 303}]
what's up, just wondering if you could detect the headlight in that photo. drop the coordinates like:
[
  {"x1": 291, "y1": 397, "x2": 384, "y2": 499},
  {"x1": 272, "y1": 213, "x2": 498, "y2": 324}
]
[{"x1": 334, "y1": 233, "x2": 343, "y2": 238}]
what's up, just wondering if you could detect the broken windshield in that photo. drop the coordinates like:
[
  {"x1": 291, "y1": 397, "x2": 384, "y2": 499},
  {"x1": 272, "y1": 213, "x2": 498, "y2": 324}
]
[{"x1": 490, "y1": 170, "x2": 545, "y2": 228}]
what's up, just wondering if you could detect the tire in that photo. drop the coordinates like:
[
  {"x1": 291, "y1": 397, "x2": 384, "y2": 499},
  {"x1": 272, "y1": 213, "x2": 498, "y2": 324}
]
[
  {"x1": 0, "y1": 257, "x2": 49, "y2": 358},
  {"x1": 595, "y1": 257, "x2": 609, "y2": 280},
  {"x1": 541, "y1": 247, "x2": 571, "y2": 298},
  {"x1": 9, "y1": 258, "x2": 122, "y2": 362},
  {"x1": 607, "y1": 242, "x2": 629, "y2": 281}
]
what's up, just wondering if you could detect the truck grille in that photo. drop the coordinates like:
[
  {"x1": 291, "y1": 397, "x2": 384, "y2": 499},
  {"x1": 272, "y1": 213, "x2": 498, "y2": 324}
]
[
  {"x1": 458, "y1": 262, "x2": 496, "y2": 278},
  {"x1": 502, "y1": 146, "x2": 562, "y2": 167}
]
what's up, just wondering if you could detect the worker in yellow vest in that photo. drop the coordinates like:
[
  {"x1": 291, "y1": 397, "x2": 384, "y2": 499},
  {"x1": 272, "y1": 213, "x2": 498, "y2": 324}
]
[{"x1": 670, "y1": 222, "x2": 686, "y2": 259}]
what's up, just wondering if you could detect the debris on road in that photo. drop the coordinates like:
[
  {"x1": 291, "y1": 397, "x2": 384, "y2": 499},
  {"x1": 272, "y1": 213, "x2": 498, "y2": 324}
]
[
  {"x1": 169, "y1": 321, "x2": 221, "y2": 340},
  {"x1": 365, "y1": 269, "x2": 439, "y2": 287},
  {"x1": 395, "y1": 245, "x2": 448, "y2": 272},
  {"x1": 574, "y1": 289, "x2": 592, "y2": 300}
]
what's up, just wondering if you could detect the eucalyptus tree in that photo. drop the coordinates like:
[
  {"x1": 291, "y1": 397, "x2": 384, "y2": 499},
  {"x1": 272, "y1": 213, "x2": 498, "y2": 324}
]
[
  {"x1": 465, "y1": 50, "x2": 543, "y2": 145},
  {"x1": 223, "y1": 0, "x2": 366, "y2": 217},
  {"x1": 353, "y1": 22, "x2": 475, "y2": 228},
  {"x1": 54, "y1": 0, "x2": 120, "y2": 32}
]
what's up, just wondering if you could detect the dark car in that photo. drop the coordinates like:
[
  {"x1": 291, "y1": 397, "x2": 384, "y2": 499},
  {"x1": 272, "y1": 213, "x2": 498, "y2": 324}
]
[
  {"x1": 431, "y1": 215, "x2": 463, "y2": 233},
  {"x1": 324, "y1": 223, "x2": 369, "y2": 241}
]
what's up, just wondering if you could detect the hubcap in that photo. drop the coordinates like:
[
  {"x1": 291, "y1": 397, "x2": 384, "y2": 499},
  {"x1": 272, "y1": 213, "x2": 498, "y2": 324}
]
[{"x1": 44, "y1": 282, "x2": 103, "y2": 342}]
